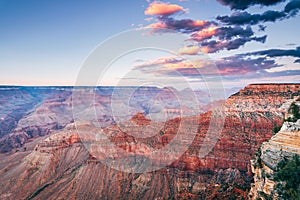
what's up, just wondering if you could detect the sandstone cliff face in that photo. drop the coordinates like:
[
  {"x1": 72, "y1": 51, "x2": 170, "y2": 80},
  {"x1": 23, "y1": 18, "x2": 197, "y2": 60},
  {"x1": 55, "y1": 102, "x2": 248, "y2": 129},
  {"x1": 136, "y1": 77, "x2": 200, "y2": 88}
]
[
  {"x1": 179, "y1": 84, "x2": 300, "y2": 172},
  {"x1": 249, "y1": 101, "x2": 300, "y2": 200}
]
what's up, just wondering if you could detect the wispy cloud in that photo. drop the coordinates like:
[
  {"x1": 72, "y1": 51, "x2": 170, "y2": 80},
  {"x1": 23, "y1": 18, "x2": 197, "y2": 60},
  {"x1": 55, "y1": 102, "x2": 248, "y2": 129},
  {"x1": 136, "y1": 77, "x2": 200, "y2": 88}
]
[
  {"x1": 129, "y1": 54, "x2": 300, "y2": 88},
  {"x1": 215, "y1": 55, "x2": 280, "y2": 75},
  {"x1": 178, "y1": 46, "x2": 201, "y2": 55},
  {"x1": 241, "y1": 46, "x2": 300, "y2": 63},
  {"x1": 133, "y1": 57, "x2": 184, "y2": 71},
  {"x1": 294, "y1": 59, "x2": 300, "y2": 63},
  {"x1": 211, "y1": 46, "x2": 300, "y2": 77},
  {"x1": 132, "y1": 56, "x2": 213, "y2": 77}
]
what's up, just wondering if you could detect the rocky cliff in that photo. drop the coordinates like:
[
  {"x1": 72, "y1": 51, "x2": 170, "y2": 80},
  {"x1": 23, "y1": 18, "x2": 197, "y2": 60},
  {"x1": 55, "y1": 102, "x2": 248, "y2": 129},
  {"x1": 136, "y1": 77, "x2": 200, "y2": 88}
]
[
  {"x1": 0, "y1": 123, "x2": 250, "y2": 200},
  {"x1": 0, "y1": 84, "x2": 299, "y2": 199},
  {"x1": 249, "y1": 100, "x2": 300, "y2": 200},
  {"x1": 180, "y1": 84, "x2": 300, "y2": 172}
]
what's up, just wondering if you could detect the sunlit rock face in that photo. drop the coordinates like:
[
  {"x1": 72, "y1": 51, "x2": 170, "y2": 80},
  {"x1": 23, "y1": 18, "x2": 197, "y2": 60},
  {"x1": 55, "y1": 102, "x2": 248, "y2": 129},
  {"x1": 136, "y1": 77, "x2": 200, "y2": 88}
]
[
  {"x1": 249, "y1": 111, "x2": 300, "y2": 200},
  {"x1": 178, "y1": 84, "x2": 300, "y2": 172},
  {"x1": 0, "y1": 84, "x2": 299, "y2": 199}
]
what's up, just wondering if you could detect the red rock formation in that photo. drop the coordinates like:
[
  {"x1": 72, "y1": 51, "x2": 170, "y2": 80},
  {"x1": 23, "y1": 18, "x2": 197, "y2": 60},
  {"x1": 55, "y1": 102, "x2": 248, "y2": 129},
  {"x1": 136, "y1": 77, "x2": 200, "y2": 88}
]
[
  {"x1": 0, "y1": 84, "x2": 299, "y2": 199},
  {"x1": 0, "y1": 129, "x2": 249, "y2": 200},
  {"x1": 103, "y1": 84, "x2": 300, "y2": 173},
  {"x1": 197, "y1": 84, "x2": 299, "y2": 171},
  {"x1": 0, "y1": 86, "x2": 218, "y2": 153},
  {"x1": 131, "y1": 112, "x2": 151, "y2": 126},
  {"x1": 75, "y1": 84, "x2": 300, "y2": 174}
]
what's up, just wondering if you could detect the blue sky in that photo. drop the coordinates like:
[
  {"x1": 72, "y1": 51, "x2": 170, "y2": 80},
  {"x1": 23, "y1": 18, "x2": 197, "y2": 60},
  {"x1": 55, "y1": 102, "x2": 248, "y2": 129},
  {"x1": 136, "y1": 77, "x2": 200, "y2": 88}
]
[{"x1": 0, "y1": 0, "x2": 299, "y2": 87}]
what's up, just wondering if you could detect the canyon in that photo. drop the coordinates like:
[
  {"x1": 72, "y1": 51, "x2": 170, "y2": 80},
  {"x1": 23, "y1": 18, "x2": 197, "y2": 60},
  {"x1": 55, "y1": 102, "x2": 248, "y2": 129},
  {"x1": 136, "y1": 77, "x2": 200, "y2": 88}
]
[
  {"x1": 0, "y1": 84, "x2": 299, "y2": 199},
  {"x1": 0, "y1": 86, "x2": 235, "y2": 153}
]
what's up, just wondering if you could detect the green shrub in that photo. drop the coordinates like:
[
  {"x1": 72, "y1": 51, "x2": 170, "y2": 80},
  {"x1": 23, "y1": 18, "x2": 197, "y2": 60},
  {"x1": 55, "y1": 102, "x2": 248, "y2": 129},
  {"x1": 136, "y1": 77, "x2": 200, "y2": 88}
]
[
  {"x1": 286, "y1": 103, "x2": 300, "y2": 122},
  {"x1": 274, "y1": 155, "x2": 300, "y2": 200},
  {"x1": 290, "y1": 103, "x2": 300, "y2": 119},
  {"x1": 255, "y1": 148, "x2": 263, "y2": 168},
  {"x1": 273, "y1": 125, "x2": 282, "y2": 134}
]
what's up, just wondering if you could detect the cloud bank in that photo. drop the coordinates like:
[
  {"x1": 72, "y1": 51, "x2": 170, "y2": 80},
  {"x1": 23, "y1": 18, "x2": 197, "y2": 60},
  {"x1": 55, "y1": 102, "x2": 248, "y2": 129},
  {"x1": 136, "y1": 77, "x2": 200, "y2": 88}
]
[
  {"x1": 216, "y1": 0, "x2": 300, "y2": 26},
  {"x1": 141, "y1": 0, "x2": 300, "y2": 84}
]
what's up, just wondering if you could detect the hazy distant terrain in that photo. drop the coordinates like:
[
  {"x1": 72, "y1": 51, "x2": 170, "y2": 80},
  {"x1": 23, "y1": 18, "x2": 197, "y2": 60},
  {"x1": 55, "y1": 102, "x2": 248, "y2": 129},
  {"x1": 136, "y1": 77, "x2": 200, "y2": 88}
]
[{"x1": 0, "y1": 86, "x2": 240, "y2": 153}]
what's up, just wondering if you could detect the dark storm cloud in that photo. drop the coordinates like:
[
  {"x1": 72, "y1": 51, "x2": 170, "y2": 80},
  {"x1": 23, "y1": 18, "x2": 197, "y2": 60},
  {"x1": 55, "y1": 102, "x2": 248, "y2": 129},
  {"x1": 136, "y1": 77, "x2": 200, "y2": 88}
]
[
  {"x1": 216, "y1": 0, "x2": 286, "y2": 10},
  {"x1": 198, "y1": 26, "x2": 267, "y2": 53},
  {"x1": 244, "y1": 46, "x2": 300, "y2": 60},
  {"x1": 217, "y1": 10, "x2": 287, "y2": 25},
  {"x1": 192, "y1": 25, "x2": 256, "y2": 42},
  {"x1": 216, "y1": 0, "x2": 300, "y2": 26},
  {"x1": 157, "y1": 17, "x2": 213, "y2": 33},
  {"x1": 285, "y1": 0, "x2": 300, "y2": 14},
  {"x1": 258, "y1": 24, "x2": 267, "y2": 31},
  {"x1": 200, "y1": 37, "x2": 266, "y2": 53},
  {"x1": 217, "y1": 26, "x2": 254, "y2": 40}
]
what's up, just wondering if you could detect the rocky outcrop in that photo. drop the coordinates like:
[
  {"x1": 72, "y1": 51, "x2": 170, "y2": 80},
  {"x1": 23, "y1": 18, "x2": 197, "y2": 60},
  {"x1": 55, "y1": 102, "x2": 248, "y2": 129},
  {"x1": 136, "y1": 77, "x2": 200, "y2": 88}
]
[{"x1": 249, "y1": 101, "x2": 300, "y2": 200}]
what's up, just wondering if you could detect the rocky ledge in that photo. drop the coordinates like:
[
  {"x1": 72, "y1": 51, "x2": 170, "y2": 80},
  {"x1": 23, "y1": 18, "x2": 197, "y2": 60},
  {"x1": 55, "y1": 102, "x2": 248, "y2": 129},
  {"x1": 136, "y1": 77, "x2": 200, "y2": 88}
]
[{"x1": 249, "y1": 101, "x2": 300, "y2": 200}]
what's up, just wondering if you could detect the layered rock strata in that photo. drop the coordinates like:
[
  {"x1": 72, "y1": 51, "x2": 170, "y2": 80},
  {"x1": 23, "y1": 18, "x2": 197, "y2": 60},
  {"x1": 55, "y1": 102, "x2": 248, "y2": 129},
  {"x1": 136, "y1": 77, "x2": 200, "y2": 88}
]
[{"x1": 249, "y1": 101, "x2": 300, "y2": 200}]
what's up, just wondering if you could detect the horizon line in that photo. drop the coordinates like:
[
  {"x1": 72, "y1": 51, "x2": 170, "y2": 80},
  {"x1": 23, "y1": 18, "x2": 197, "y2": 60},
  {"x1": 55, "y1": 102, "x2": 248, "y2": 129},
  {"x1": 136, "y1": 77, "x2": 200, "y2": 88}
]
[{"x1": 0, "y1": 82, "x2": 300, "y2": 88}]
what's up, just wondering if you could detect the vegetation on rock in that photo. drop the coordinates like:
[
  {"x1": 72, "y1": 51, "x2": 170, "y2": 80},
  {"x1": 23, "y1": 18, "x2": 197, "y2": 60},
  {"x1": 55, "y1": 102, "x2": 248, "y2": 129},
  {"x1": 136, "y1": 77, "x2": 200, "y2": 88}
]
[
  {"x1": 274, "y1": 155, "x2": 300, "y2": 200},
  {"x1": 285, "y1": 102, "x2": 300, "y2": 122}
]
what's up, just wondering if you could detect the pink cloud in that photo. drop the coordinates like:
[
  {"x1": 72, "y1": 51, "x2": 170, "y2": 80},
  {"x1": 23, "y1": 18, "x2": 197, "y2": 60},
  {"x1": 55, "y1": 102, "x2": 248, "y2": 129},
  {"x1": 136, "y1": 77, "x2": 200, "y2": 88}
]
[
  {"x1": 133, "y1": 56, "x2": 215, "y2": 78},
  {"x1": 191, "y1": 27, "x2": 219, "y2": 41},
  {"x1": 144, "y1": 2, "x2": 185, "y2": 16},
  {"x1": 133, "y1": 57, "x2": 181, "y2": 70},
  {"x1": 178, "y1": 46, "x2": 201, "y2": 55},
  {"x1": 146, "y1": 22, "x2": 168, "y2": 29}
]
